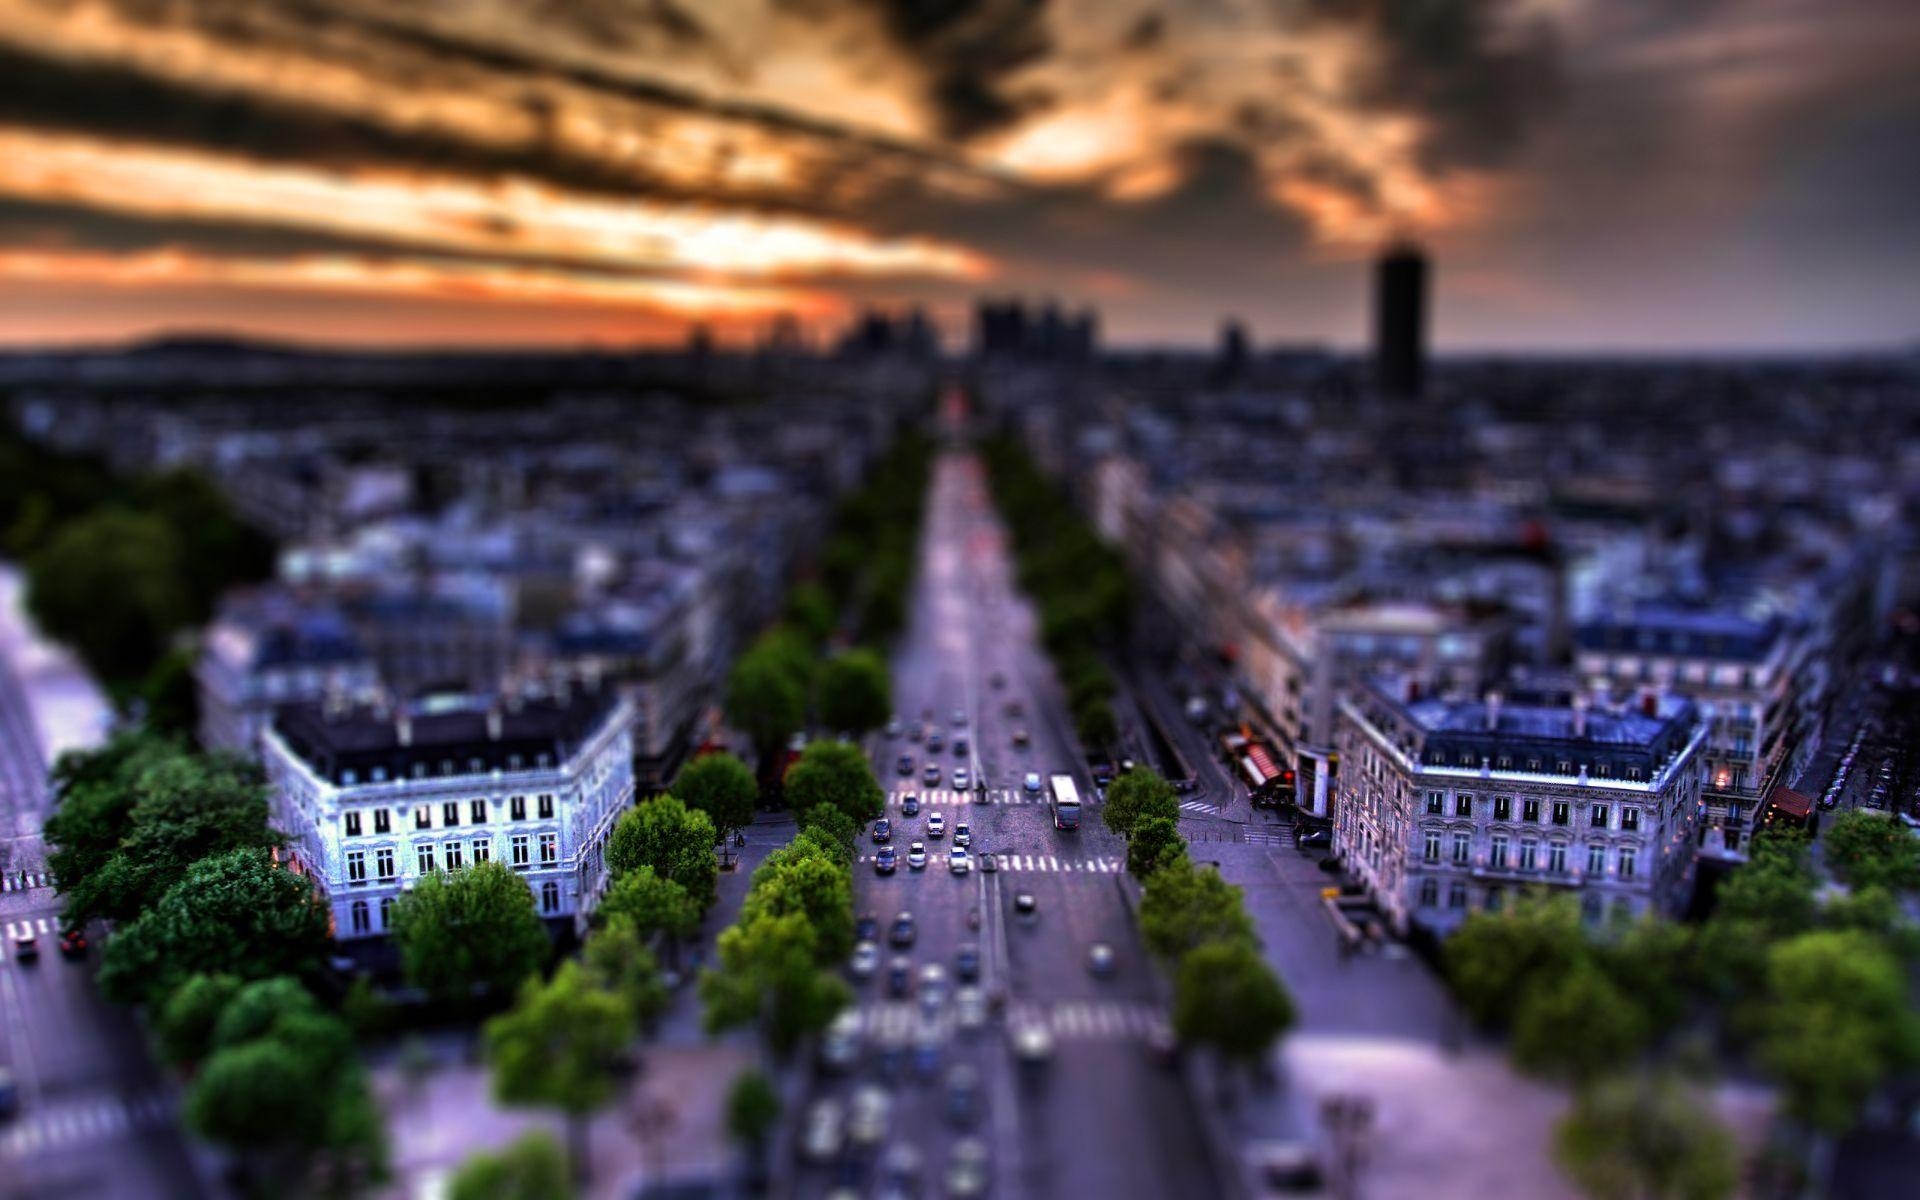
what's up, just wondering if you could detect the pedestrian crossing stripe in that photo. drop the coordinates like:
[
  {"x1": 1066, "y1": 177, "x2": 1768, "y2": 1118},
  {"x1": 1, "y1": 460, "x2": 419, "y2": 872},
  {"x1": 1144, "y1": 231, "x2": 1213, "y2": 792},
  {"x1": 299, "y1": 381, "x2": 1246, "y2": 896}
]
[
  {"x1": 0, "y1": 1092, "x2": 174, "y2": 1161},
  {"x1": 1178, "y1": 800, "x2": 1218, "y2": 815},
  {"x1": 4, "y1": 917, "x2": 58, "y2": 940},
  {"x1": 884, "y1": 788, "x2": 1099, "y2": 808},
  {"x1": 847, "y1": 999, "x2": 1167, "y2": 1044},
  {"x1": 1242, "y1": 829, "x2": 1295, "y2": 845},
  {"x1": 856, "y1": 853, "x2": 1123, "y2": 874},
  {"x1": 1, "y1": 871, "x2": 51, "y2": 894}
]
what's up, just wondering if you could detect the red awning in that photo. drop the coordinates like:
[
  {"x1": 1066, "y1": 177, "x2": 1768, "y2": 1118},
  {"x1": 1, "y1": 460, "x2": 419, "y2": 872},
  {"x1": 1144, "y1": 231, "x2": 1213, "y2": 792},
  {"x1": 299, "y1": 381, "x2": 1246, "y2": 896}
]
[
  {"x1": 1767, "y1": 786, "x2": 1813, "y2": 819},
  {"x1": 1244, "y1": 743, "x2": 1282, "y2": 784}
]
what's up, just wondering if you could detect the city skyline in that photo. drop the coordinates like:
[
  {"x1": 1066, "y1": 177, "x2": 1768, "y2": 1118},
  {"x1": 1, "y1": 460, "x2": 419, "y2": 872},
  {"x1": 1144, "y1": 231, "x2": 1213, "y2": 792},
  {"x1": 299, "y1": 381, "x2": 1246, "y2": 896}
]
[{"x1": 0, "y1": 0, "x2": 1915, "y2": 353}]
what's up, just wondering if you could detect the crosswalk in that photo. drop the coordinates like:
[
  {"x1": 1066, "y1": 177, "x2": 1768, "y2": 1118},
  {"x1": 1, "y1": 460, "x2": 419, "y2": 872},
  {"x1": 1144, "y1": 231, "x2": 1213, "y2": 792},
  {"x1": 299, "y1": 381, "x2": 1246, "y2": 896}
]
[
  {"x1": 1242, "y1": 828, "x2": 1296, "y2": 846},
  {"x1": 851, "y1": 999, "x2": 1167, "y2": 1044},
  {"x1": 1, "y1": 871, "x2": 51, "y2": 894},
  {"x1": 1178, "y1": 799, "x2": 1219, "y2": 816},
  {"x1": 886, "y1": 787, "x2": 1066, "y2": 809},
  {"x1": 0, "y1": 1092, "x2": 175, "y2": 1161},
  {"x1": 856, "y1": 852, "x2": 1124, "y2": 875},
  {"x1": 5, "y1": 916, "x2": 58, "y2": 940}
]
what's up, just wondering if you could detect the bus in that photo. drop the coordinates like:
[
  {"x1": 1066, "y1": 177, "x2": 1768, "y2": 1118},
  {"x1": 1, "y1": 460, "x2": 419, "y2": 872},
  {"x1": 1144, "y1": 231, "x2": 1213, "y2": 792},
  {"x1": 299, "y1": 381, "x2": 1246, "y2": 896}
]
[{"x1": 1049, "y1": 774, "x2": 1081, "y2": 831}]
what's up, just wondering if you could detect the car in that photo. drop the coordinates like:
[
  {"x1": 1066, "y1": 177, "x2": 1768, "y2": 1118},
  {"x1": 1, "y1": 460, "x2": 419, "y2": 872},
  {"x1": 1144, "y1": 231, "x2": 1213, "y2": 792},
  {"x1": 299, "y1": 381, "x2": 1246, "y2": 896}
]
[
  {"x1": 57, "y1": 928, "x2": 87, "y2": 958},
  {"x1": 944, "y1": 1064, "x2": 981, "y2": 1127},
  {"x1": 951, "y1": 708, "x2": 968, "y2": 727},
  {"x1": 946, "y1": 1138, "x2": 990, "y2": 1198},
  {"x1": 886, "y1": 716, "x2": 903, "y2": 738},
  {"x1": 952, "y1": 767, "x2": 971, "y2": 791},
  {"x1": 896, "y1": 753, "x2": 915, "y2": 776},
  {"x1": 856, "y1": 912, "x2": 879, "y2": 942},
  {"x1": 1014, "y1": 891, "x2": 1037, "y2": 916},
  {"x1": 901, "y1": 793, "x2": 921, "y2": 817},
  {"x1": 1088, "y1": 942, "x2": 1117, "y2": 978},
  {"x1": 1023, "y1": 771, "x2": 1042, "y2": 792},
  {"x1": 1145, "y1": 1023, "x2": 1182, "y2": 1068},
  {"x1": 1012, "y1": 727, "x2": 1030, "y2": 748},
  {"x1": 948, "y1": 847, "x2": 971, "y2": 875},
  {"x1": 800, "y1": 1099, "x2": 844, "y2": 1163},
  {"x1": 849, "y1": 941, "x2": 881, "y2": 980},
  {"x1": 918, "y1": 963, "x2": 947, "y2": 1013},
  {"x1": 911, "y1": 1026, "x2": 944, "y2": 1078},
  {"x1": 953, "y1": 735, "x2": 970, "y2": 757},
  {"x1": 927, "y1": 730, "x2": 945, "y2": 753},
  {"x1": 1012, "y1": 1022, "x2": 1054, "y2": 1068},
  {"x1": 923, "y1": 764, "x2": 942, "y2": 786},
  {"x1": 978, "y1": 849, "x2": 998, "y2": 873},
  {"x1": 11, "y1": 930, "x2": 38, "y2": 963},
  {"x1": 906, "y1": 722, "x2": 924, "y2": 743},
  {"x1": 954, "y1": 985, "x2": 988, "y2": 1032},
  {"x1": 1249, "y1": 1141, "x2": 1331, "y2": 1196},
  {"x1": 819, "y1": 1011, "x2": 862, "y2": 1072},
  {"x1": 927, "y1": 812, "x2": 946, "y2": 838},
  {"x1": 847, "y1": 1085, "x2": 891, "y2": 1148},
  {"x1": 888, "y1": 956, "x2": 913, "y2": 997},
  {"x1": 1004, "y1": 699, "x2": 1025, "y2": 718},
  {"x1": 1296, "y1": 827, "x2": 1332, "y2": 851},
  {"x1": 907, "y1": 842, "x2": 928, "y2": 870},
  {"x1": 889, "y1": 911, "x2": 916, "y2": 947},
  {"x1": 955, "y1": 943, "x2": 981, "y2": 982},
  {"x1": 872, "y1": 817, "x2": 893, "y2": 843},
  {"x1": 953, "y1": 821, "x2": 972, "y2": 848},
  {"x1": 875, "y1": 846, "x2": 898, "y2": 874},
  {"x1": 881, "y1": 1144, "x2": 925, "y2": 1194}
]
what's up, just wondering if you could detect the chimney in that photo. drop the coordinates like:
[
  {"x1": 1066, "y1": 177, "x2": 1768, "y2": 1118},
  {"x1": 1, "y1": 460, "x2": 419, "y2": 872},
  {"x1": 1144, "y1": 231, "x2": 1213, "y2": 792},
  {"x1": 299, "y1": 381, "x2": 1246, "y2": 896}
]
[
  {"x1": 395, "y1": 711, "x2": 413, "y2": 747},
  {"x1": 1640, "y1": 689, "x2": 1658, "y2": 718},
  {"x1": 486, "y1": 705, "x2": 503, "y2": 741},
  {"x1": 1404, "y1": 678, "x2": 1421, "y2": 703},
  {"x1": 1485, "y1": 690, "x2": 1503, "y2": 732},
  {"x1": 1572, "y1": 694, "x2": 1590, "y2": 739}
]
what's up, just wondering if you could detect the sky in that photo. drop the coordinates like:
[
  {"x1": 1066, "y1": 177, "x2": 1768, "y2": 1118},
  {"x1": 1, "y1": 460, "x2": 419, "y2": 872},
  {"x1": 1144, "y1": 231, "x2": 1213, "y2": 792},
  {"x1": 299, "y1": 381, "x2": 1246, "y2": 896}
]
[{"x1": 0, "y1": 0, "x2": 1914, "y2": 353}]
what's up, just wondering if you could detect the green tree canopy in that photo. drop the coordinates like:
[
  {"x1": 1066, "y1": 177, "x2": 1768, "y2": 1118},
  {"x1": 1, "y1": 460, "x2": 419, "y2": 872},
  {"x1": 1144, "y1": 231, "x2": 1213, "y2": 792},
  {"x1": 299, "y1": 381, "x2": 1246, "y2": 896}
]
[
  {"x1": 449, "y1": 1132, "x2": 574, "y2": 1200},
  {"x1": 582, "y1": 916, "x2": 671, "y2": 1034},
  {"x1": 1125, "y1": 815, "x2": 1188, "y2": 880},
  {"x1": 783, "y1": 582, "x2": 837, "y2": 646},
  {"x1": 1103, "y1": 768, "x2": 1180, "y2": 839},
  {"x1": 211, "y1": 975, "x2": 323, "y2": 1049},
  {"x1": 1171, "y1": 941, "x2": 1296, "y2": 1066},
  {"x1": 1822, "y1": 811, "x2": 1920, "y2": 893},
  {"x1": 783, "y1": 741, "x2": 884, "y2": 826},
  {"x1": 742, "y1": 841, "x2": 855, "y2": 965},
  {"x1": 726, "y1": 1069, "x2": 781, "y2": 1150},
  {"x1": 607, "y1": 795, "x2": 718, "y2": 912},
  {"x1": 1074, "y1": 697, "x2": 1118, "y2": 750},
  {"x1": 672, "y1": 752, "x2": 759, "y2": 840},
  {"x1": 155, "y1": 973, "x2": 243, "y2": 1069},
  {"x1": 486, "y1": 961, "x2": 633, "y2": 1181},
  {"x1": 44, "y1": 730, "x2": 178, "y2": 896},
  {"x1": 1752, "y1": 930, "x2": 1920, "y2": 1132},
  {"x1": 797, "y1": 804, "x2": 859, "y2": 856},
  {"x1": 1511, "y1": 961, "x2": 1649, "y2": 1084},
  {"x1": 26, "y1": 507, "x2": 192, "y2": 687},
  {"x1": 725, "y1": 634, "x2": 810, "y2": 764},
  {"x1": 818, "y1": 648, "x2": 893, "y2": 736},
  {"x1": 596, "y1": 865, "x2": 697, "y2": 942},
  {"x1": 700, "y1": 910, "x2": 851, "y2": 1058},
  {"x1": 1443, "y1": 893, "x2": 1587, "y2": 1029},
  {"x1": 1138, "y1": 859, "x2": 1258, "y2": 961},
  {"x1": 390, "y1": 861, "x2": 550, "y2": 1008},
  {"x1": 1554, "y1": 1074, "x2": 1740, "y2": 1200},
  {"x1": 1593, "y1": 917, "x2": 1697, "y2": 1038},
  {"x1": 98, "y1": 848, "x2": 331, "y2": 1007}
]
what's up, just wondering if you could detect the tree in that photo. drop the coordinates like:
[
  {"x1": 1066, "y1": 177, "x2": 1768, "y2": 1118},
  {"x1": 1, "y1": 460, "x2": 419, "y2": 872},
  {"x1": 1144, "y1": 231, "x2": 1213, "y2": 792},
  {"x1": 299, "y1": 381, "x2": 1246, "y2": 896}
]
[
  {"x1": 726, "y1": 1068, "x2": 780, "y2": 1185},
  {"x1": 607, "y1": 795, "x2": 718, "y2": 913},
  {"x1": 63, "y1": 752, "x2": 275, "y2": 926},
  {"x1": 782, "y1": 741, "x2": 884, "y2": 826},
  {"x1": 1554, "y1": 1074, "x2": 1740, "y2": 1200},
  {"x1": 1126, "y1": 815, "x2": 1187, "y2": 880},
  {"x1": 701, "y1": 911, "x2": 851, "y2": 1058},
  {"x1": 596, "y1": 865, "x2": 697, "y2": 942},
  {"x1": 1075, "y1": 697, "x2": 1118, "y2": 749},
  {"x1": 211, "y1": 975, "x2": 322, "y2": 1048},
  {"x1": 784, "y1": 582, "x2": 837, "y2": 646},
  {"x1": 797, "y1": 804, "x2": 859, "y2": 856},
  {"x1": 1752, "y1": 930, "x2": 1920, "y2": 1131},
  {"x1": 1138, "y1": 859, "x2": 1258, "y2": 961},
  {"x1": 44, "y1": 730, "x2": 177, "y2": 897},
  {"x1": 1443, "y1": 893, "x2": 1587, "y2": 1029},
  {"x1": 673, "y1": 753, "x2": 759, "y2": 840},
  {"x1": 1171, "y1": 941, "x2": 1296, "y2": 1067},
  {"x1": 1103, "y1": 768, "x2": 1180, "y2": 839},
  {"x1": 1511, "y1": 962, "x2": 1649, "y2": 1084},
  {"x1": 582, "y1": 916, "x2": 671, "y2": 1034},
  {"x1": 98, "y1": 849, "x2": 331, "y2": 1008},
  {"x1": 390, "y1": 861, "x2": 550, "y2": 1008},
  {"x1": 725, "y1": 637, "x2": 808, "y2": 766},
  {"x1": 449, "y1": 1132, "x2": 573, "y2": 1200},
  {"x1": 818, "y1": 648, "x2": 893, "y2": 736},
  {"x1": 742, "y1": 841, "x2": 855, "y2": 964},
  {"x1": 26, "y1": 508, "x2": 191, "y2": 685},
  {"x1": 155, "y1": 973, "x2": 243, "y2": 1068},
  {"x1": 486, "y1": 961, "x2": 633, "y2": 1184},
  {"x1": 1822, "y1": 811, "x2": 1920, "y2": 893},
  {"x1": 1594, "y1": 918, "x2": 1696, "y2": 1037}
]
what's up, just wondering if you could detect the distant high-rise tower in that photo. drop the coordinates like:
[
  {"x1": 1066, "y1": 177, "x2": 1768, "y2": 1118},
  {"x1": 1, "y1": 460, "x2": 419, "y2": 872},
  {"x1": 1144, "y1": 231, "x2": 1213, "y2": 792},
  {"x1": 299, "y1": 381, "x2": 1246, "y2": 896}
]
[{"x1": 1374, "y1": 244, "x2": 1428, "y2": 398}]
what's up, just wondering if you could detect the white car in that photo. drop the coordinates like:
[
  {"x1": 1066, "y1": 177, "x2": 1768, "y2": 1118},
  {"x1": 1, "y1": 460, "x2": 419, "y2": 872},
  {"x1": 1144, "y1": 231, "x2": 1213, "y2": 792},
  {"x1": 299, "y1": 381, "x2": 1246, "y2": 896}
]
[
  {"x1": 954, "y1": 985, "x2": 988, "y2": 1032},
  {"x1": 948, "y1": 846, "x2": 972, "y2": 875},
  {"x1": 1023, "y1": 771, "x2": 1042, "y2": 792},
  {"x1": 849, "y1": 940, "x2": 880, "y2": 981},
  {"x1": 907, "y1": 842, "x2": 928, "y2": 870},
  {"x1": 847, "y1": 1085, "x2": 891, "y2": 1147},
  {"x1": 927, "y1": 812, "x2": 946, "y2": 838},
  {"x1": 953, "y1": 767, "x2": 971, "y2": 791},
  {"x1": 953, "y1": 822, "x2": 971, "y2": 848},
  {"x1": 801, "y1": 1099, "x2": 845, "y2": 1162}
]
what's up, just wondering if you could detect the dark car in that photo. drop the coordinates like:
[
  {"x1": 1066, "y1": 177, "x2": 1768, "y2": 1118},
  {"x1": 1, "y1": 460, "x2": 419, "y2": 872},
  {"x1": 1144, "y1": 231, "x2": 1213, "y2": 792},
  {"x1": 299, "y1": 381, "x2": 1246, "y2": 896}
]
[
  {"x1": 955, "y1": 943, "x2": 981, "y2": 982},
  {"x1": 11, "y1": 930, "x2": 38, "y2": 963},
  {"x1": 890, "y1": 911, "x2": 917, "y2": 948},
  {"x1": 901, "y1": 794, "x2": 921, "y2": 817},
  {"x1": 896, "y1": 753, "x2": 915, "y2": 777},
  {"x1": 979, "y1": 849, "x2": 998, "y2": 874},
  {"x1": 856, "y1": 913, "x2": 879, "y2": 942},
  {"x1": 1014, "y1": 892, "x2": 1037, "y2": 917},
  {"x1": 58, "y1": 929, "x2": 88, "y2": 959},
  {"x1": 1296, "y1": 827, "x2": 1332, "y2": 852},
  {"x1": 874, "y1": 846, "x2": 898, "y2": 875},
  {"x1": 888, "y1": 956, "x2": 912, "y2": 998},
  {"x1": 872, "y1": 818, "x2": 893, "y2": 843}
]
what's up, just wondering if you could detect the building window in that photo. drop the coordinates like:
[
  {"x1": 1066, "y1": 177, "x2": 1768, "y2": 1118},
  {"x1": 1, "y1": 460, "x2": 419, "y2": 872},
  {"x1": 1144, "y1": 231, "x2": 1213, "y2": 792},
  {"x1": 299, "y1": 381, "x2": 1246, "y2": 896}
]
[
  {"x1": 346, "y1": 849, "x2": 367, "y2": 883},
  {"x1": 1621, "y1": 807, "x2": 1641, "y2": 832},
  {"x1": 1486, "y1": 886, "x2": 1505, "y2": 912},
  {"x1": 416, "y1": 844, "x2": 437, "y2": 875},
  {"x1": 473, "y1": 839, "x2": 492, "y2": 865},
  {"x1": 1551, "y1": 801, "x2": 1570, "y2": 826},
  {"x1": 1519, "y1": 840, "x2": 1538, "y2": 871},
  {"x1": 1548, "y1": 843, "x2": 1568, "y2": 874},
  {"x1": 1618, "y1": 848, "x2": 1637, "y2": 878},
  {"x1": 446, "y1": 841, "x2": 464, "y2": 871},
  {"x1": 511, "y1": 795, "x2": 527, "y2": 821},
  {"x1": 414, "y1": 805, "x2": 432, "y2": 831},
  {"x1": 1582, "y1": 893, "x2": 1603, "y2": 924},
  {"x1": 1587, "y1": 844, "x2": 1607, "y2": 875},
  {"x1": 1455, "y1": 794, "x2": 1474, "y2": 818},
  {"x1": 539, "y1": 832, "x2": 558, "y2": 865},
  {"x1": 1424, "y1": 831, "x2": 1441, "y2": 862},
  {"x1": 1626, "y1": 766, "x2": 1643, "y2": 781},
  {"x1": 511, "y1": 834, "x2": 530, "y2": 868},
  {"x1": 1522, "y1": 798, "x2": 1541, "y2": 823},
  {"x1": 1493, "y1": 796, "x2": 1512, "y2": 822},
  {"x1": 1447, "y1": 881, "x2": 1468, "y2": 910},
  {"x1": 442, "y1": 801, "x2": 461, "y2": 827},
  {"x1": 1452, "y1": 832, "x2": 1471, "y2": 864},
  {"x1": 1418, "y1": 878, "x2": 1439, "y2": 907},
  {"x1": 1426, "y1": 791, "x2": 1444, "y2": 815},
  {"x1": 378, "y1": 896, "x2": 395, "y2": 929},
  {"x1": 540, "y1": 881, "x2": 561, "y2": 914},
  {"x1": 350, "y1": 900, "x2": 370, "y2": 935},
  {"x1": 1590, "y1": 804, "x2": 1609, "y2": 829},
  {"x1": 343, "y1": 811, "x2": 362, "y2": 837},
  {"x1": 1490, "y1": 835, "x2": 1509, "y2": 869},
  {"x1": 538, "y1": 794, "x2": 556, "y2": 819},
  {"x1": 376, "y1": 847, "x2": 396, "y2": 879},
  {"x1": 374, "y1": 809, "x2": 392, "y2": 835},
  {"x1": 471, "y1": 799, "x2": 488, "y2": 824}
]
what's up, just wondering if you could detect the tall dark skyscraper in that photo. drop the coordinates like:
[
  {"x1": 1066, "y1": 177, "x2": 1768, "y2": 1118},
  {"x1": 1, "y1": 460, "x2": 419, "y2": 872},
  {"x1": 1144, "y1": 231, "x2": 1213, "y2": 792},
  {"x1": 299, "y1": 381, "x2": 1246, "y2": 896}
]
[{"x1": 1374, "y1": 244, "x2": 1428, "y2": 398}]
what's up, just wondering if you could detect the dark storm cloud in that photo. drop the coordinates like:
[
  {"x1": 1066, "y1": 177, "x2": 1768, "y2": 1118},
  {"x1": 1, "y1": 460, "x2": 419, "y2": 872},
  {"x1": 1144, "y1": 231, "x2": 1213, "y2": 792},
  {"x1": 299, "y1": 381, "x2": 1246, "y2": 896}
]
[{"x1": 822, "y1": 0, "x2": 1056, "y2": 137}]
